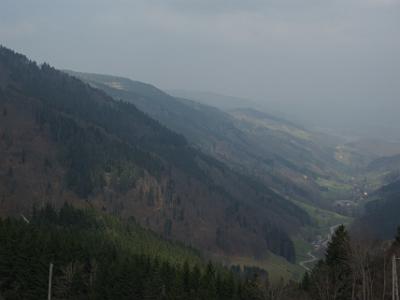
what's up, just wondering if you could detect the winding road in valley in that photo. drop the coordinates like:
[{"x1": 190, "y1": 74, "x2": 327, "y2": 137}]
[
  {"x1": 299, "y1": 251, "x2": 317, "y2": 271},
  {"x1": 299, "y1": 224, "x2": 342, "y2": 271}
]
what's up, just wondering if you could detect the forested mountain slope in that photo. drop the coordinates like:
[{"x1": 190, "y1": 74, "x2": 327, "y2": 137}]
[
  {"x1": 68, "y1": 71, "x2": 351, "y2": 208},
  {"x1": 0, "y1": 46, "x2": 309, "y2": 263},
  {"x1": 0, "y1": 204, "x2": 261, "y2": 299},
  {"x1": 366, "y1": 154, "x2": 400, "y2": 185},
  {"x1": 354, "y1": 179, "x2": 400, "y2": 239}
]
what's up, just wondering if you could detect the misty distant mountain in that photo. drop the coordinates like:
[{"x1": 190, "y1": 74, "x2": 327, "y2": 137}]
[
  {"x1": 68, "y1": 71, "x2": 361, "y2": 209},
  {"x1": 349, "y1": 138, "x2": 400, "y2": 158},
  {"x1": 168, "y1": 90, "x2": 400, "y2": 141},
  {"x1": 167, "y1": 89, "x2": 262, "y2": 110},
  {"x1": 167, "y1": 89, "x2": 296, "y2": 123}
]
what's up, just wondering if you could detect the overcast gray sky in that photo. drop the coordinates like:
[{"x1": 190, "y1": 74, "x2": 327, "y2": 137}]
[{"x1": 1, "y1": 0, "x2": 400, "y2": 138}]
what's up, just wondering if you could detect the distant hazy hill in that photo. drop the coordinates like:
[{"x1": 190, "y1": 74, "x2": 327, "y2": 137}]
[
  {"x1": 367, "y1": 154, "x2": 400, "y2": 174},
  {"x1": 167, "y1": 89, "x2": 260, "y2": 110},
  {"x1": 0, "y1": 46, "x2": 311, "y2": 264},
  {"x1": 360, "y1": 153, "x2": 400, "y2": 191},
  {"x1": 349, "y1": 138, "x2": 400, "y2": 158},
  {"x1": 69, "y1": 71, "x2": 355, "y2": 208},
  {"x1": 167, "y1": 89, "x2": 294, "y2": 122}
]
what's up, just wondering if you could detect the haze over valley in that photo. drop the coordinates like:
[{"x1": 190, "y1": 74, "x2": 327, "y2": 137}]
[{"x1": 1, "y1": 1, "x2": 400, "y2": 299}]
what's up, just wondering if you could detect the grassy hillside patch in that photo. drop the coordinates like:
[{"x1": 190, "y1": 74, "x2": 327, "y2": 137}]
[
  {"x1": 317, "y1": 177, "x2": 352, "y2": 193},
  {"x1": 224, "y1": 253, "x2": 305, "y2": 284},
  {"x1": 292, "y1": 236, "x2": 313, "y2": 263},
  {"x1": 292, "y1": 200, "x2": 351, "y2": 232},
  {"x1": 316, "y1": 177, "x2": 354, "y2": 200}
]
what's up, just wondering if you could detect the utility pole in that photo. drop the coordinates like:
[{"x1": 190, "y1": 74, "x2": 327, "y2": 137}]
[
  {"x1": 48, "y1": 262, "x2": 53, "y2": 300},
  {"x1": 20, "y1": 214, "x2": 30, "y2": 224},
  {"x1": 393, "y1": 255, "x2": 399, "y2": 300}
]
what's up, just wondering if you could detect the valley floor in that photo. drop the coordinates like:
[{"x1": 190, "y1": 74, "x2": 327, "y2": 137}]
[{"x1": 298, "y1": 223, "x2": 342, "y2": 271}]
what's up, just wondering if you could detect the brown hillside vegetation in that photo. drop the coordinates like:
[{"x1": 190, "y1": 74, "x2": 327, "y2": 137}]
[{"x1": 0, "y1": 46, "x2": 310, "y2": 263}]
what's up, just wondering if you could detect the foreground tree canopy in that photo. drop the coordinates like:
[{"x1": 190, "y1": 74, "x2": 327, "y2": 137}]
[
  {"x1": 0, "y1": 204, "x2": 270, "y2": 300},
  {"x1": 1, "y1": 207, "x2": 400, "y2": 300}
]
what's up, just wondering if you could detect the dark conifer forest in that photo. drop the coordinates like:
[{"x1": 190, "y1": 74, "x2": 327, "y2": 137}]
[
  {"x1": 3, "y1": 206, "x2": 400, "y2": 299},
  {"x1": 0, "y1": 204, "x2": 262, "y2": 299}
]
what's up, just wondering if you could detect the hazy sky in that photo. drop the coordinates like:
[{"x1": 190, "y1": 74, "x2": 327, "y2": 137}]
[{"x1": 1, "y1": 0, "x2": 400, "y2": 137}]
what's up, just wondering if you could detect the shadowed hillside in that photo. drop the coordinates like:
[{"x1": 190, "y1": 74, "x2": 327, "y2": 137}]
[
  {"x1": 67, "y1": 71, "x2": 357, "y2": 209},
  {"x1": 0, "y1": 46, "x2": 310, "y2": 264},
  {"x1": 354, "y1": 179, "x2": 400, "y2": 239}
]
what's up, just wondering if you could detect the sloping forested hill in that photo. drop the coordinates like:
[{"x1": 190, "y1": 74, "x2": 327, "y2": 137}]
[
  {"x1": 0, "y1": 204, "x2": 265, "y2": 299},
  {"x1": 354, "y1": 179, "x2": 400, "y2": 239},
  {"x1": 0, "y1": 45, "x2": 309, "y2": 263},
  {"x1": 68, "y1": 71, "x2": 352, "y2": 208}
]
